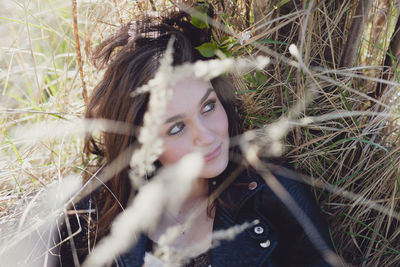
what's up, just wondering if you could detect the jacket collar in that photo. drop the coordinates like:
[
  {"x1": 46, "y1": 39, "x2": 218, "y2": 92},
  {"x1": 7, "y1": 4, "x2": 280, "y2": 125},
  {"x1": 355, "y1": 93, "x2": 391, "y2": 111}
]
[
  {"x1": 212, "y1": 168, "x2": 265, "y2": 221},
  {"x1": 118, "y1": 169, "x2": 273, "y2": 267},
  {"x1": 210, "y1": 169, "x2": 278, "y2": 267}
]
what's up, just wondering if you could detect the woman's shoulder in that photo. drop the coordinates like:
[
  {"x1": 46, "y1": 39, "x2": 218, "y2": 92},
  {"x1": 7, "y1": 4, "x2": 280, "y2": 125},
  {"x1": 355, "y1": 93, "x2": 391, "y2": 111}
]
[
  {"x1": 234, "y1": 161, "x2": 317, "y2": 205},
  {"x1": 56, "y1": 195, "x2": 97, "y2": 266},
  {"x1": 114, "y1": 233, "x2": 149, "y2": 267},
  {"x1": 214, "y1": 163, "x2": 333, "y2": 266},
  {"x1": 238, "y1": 164, "x2": 327, "y2": 235},
  {"x1": 250, "y1": 165, "x2": 333, "y2": 265}
]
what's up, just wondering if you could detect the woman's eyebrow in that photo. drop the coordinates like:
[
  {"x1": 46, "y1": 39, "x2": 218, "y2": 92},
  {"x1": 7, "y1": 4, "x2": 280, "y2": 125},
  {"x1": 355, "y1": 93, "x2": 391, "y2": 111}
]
[
  {"x1": 164, "y1": 88, "x2": 215, "y2": 124},
  {"x1": 199, "y1": 88, "x2": 214, "y2": 106},
  {"x1": 164, "y1": 114, "x2": 184, "y2": 124}
]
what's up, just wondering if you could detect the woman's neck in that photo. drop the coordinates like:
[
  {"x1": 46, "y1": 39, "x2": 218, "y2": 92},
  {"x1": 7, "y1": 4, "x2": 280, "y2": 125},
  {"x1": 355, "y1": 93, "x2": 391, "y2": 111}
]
[{"x1": 186, "y1": 178, "x2": 209, "y2": 201}]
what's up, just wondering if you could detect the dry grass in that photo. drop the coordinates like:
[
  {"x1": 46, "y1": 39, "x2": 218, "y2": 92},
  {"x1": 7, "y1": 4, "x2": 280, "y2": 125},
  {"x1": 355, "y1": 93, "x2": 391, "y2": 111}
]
[
  {"x1": 0, "y1": 0, "x2": 399, "y2": 266},
  {"x1": 233, "y1": 1, "x2": 400, "y2": 265}
]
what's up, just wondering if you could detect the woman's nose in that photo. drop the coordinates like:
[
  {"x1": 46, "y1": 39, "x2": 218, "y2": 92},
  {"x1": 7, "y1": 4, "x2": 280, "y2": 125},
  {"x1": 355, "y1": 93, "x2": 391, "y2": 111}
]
[{"x1": 193, "y1": 120, "x2": 216, "y2": 146}]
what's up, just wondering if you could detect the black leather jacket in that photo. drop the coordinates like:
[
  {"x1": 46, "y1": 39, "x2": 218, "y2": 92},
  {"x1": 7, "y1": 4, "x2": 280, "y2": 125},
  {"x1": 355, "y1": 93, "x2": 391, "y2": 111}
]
[{"x1": 116, "y1": 168, "x2": 333, "y2": 267}]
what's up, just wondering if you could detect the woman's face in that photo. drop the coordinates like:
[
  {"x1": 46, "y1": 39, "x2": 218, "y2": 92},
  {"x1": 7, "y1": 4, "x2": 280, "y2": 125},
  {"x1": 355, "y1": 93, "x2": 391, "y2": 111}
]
[{"x1": 159, "y1": 77, "x2": 230, "y2": 179}]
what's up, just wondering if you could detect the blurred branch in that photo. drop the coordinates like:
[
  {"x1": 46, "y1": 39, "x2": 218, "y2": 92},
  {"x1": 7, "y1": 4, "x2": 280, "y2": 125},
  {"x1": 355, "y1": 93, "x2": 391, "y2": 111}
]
[
  {"x1": 72, "y1": 0, "x2": 88, "y2": 104},
  {"x1": 245, "y1": 0, "x2": 251, "y2": 28},
  {"x1": 253, "y1": 0, "x2": 279, "y2": 35},
  {"x1": 149, "y1": 0, "x2": 156, "y2": 11},
  {"x1": 340, "y1": 0, "x2": 374, "y2": 68},
  {"x1": 374, "y1": 13, "x2": 400, "y2": 98}
]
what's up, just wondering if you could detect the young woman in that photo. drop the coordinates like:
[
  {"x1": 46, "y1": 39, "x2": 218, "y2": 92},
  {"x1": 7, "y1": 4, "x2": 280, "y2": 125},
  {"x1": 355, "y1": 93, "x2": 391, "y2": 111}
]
[{"x1": 58, "y1": 9, "x2": 334, "y2": 267}]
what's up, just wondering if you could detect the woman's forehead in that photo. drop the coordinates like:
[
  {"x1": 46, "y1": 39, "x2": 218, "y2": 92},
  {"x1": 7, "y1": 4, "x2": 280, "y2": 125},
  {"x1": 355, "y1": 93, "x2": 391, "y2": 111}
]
[
  {"x1": 164, "y1": 77, "x2": 214, "y2": 115},
  {"x1": 170, "y1": 77, "x2": 213, "y2": 94}
]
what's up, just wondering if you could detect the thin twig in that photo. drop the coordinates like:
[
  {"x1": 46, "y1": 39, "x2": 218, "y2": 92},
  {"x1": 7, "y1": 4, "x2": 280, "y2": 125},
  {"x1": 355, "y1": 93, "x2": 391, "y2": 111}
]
[
  {"x1": 72, "y1": 0, "x2": 87, "y2": 104},
  {"x1": 339, "y1": 0, "x2": 374, "y2": 68}
]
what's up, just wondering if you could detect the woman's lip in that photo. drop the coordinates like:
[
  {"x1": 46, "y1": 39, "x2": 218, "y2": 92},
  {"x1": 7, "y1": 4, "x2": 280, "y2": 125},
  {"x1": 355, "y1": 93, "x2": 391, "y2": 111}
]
[{"x1": 204, "y1": 144, "x2": 221, "y2": 162}]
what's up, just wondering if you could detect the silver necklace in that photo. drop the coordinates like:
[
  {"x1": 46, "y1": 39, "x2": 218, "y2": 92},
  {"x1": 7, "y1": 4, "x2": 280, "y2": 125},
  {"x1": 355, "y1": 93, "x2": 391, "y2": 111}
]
[{"x1": 165, "y1": 197, "x2": 207, "y2": 235}]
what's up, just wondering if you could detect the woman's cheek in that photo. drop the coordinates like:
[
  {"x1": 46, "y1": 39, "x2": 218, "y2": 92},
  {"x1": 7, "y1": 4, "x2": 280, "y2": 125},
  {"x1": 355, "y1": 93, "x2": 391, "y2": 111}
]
[
  {"x1": 158, "y1": 139, "x2": 190, "y2": 166},
  {"x1": 209, "y1": 104, "x2": 229, "y2": 138}
]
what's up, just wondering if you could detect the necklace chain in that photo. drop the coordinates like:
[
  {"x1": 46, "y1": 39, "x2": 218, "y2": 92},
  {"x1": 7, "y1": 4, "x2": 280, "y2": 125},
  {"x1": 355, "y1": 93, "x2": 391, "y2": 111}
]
[{"x1": 165, "y1": 197, "x2": 208, "y2": 235}]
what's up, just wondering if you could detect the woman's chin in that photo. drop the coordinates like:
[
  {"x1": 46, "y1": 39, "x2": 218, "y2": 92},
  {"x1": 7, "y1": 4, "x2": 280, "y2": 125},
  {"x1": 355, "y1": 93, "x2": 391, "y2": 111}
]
[{"x1": 199, "y1": 154, "x2": 229, "y2": 179}]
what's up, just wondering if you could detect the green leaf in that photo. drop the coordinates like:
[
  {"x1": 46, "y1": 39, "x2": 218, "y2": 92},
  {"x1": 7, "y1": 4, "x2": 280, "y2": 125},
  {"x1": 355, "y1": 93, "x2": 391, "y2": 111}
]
[
  {"x1": 254, "y1": 70, "x2": 268, "y2": 86},
  {"x1": 280, "y1": 0, "x2": 291, "y2": 6},
  {"x1": 190, "y1": 6, "x2": 209, "y2": 29},
  {"x1": 195, "y1": 42, "x2": 218, "y2": 57},
  {"x1": 255, "y1": 39, "x2": 289, "y2": 46},
  {"x1": 219, "y1": 36, "x2": 231, "y2": 43},
  {"x1": 219, "y1": 36, "x2": 237, "y2": 49},
  {"x1": 0, "y1": 16, "x2": 53, "y2": 32},
  {"x1": 223, "y1": 49, "x2": 232, "y2": 57},
  {"x1": 243, "y1": 70, "x2": 268, "y2": 87},
  {"x1": 5, "y1": 133, "x2": 23, "y2": 164},
  {"x1": 323, "y1": 137, "x2": 389, "y2": 158},
  {"x1": 190, "y1": 13, "x2": 209, "y2": 29}
]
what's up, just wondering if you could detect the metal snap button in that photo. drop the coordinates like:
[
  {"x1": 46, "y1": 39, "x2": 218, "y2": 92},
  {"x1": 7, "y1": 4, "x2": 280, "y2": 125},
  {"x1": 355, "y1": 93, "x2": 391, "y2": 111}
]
[
  {"x1": 260, "y1": 240, "x2": 271, "y2": 248},
  {"x1": 254, "y1": 226, "x2": 264, "y2": 234},
  {"x1": 248, "y1": 181, "x2": 257, "y2": 190}
]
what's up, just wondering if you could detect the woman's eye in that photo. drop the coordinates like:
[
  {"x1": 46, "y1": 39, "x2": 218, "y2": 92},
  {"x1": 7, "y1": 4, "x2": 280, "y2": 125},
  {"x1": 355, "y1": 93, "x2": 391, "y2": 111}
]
[
  {"x1": 202, "y1": 100, "x2": 216, "y2": 113},
  {"x1": 167, "y1": 122, "x2": 185, "y2": 136}
]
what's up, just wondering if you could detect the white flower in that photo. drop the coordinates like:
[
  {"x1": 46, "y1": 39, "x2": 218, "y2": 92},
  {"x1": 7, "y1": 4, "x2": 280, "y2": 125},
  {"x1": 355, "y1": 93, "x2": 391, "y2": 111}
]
[
  {"x1": 239, "y1": 30, "x2": 251, "y2": 45},
  {"x1": 289, "y1": 44, "x2": 301, "y2": 61}
]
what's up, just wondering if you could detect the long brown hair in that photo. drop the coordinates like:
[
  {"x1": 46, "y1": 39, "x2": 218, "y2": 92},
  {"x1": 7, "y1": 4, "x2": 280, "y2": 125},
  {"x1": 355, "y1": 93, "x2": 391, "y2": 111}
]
[{"x1": 83, "y1": 10, "x2": 242, "y2": 250}]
